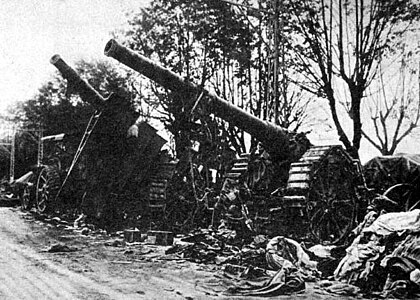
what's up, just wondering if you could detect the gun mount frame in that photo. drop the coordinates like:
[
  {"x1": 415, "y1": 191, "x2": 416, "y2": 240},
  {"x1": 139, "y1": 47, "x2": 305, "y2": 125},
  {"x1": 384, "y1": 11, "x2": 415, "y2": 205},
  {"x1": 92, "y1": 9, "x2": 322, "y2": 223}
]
[{"x1": 103, "y1": 39, "x2": 367, "y2": 244}]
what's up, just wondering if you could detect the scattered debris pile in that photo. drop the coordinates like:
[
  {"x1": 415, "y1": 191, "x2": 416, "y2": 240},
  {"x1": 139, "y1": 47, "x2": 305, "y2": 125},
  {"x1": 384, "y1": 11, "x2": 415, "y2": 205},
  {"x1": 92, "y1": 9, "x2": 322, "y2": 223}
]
[
  {"x1": 224, "y1": 264, "x2": 306, "y2": 297},
  {"x1": 161, "y1": 208, "x2": 420, "y2": 298},
  {"x1": 165, "y1": 229, "x2": 266, "y2": 266},
  {"x1": 164, "y1": 227, "x2": 318, "y2": 296},
  {"x1": 334, "y1": 209, "x2": 420, "y2": 298},
  {"x1": 9, "y1": 183, "x2": 420, "y2": 299},
  {"x1": 364, "y1": 154, "x2": 420, "y2": 212},
  {"x1": 364, "y1": 154, "x2": 420, "y2": 194}
]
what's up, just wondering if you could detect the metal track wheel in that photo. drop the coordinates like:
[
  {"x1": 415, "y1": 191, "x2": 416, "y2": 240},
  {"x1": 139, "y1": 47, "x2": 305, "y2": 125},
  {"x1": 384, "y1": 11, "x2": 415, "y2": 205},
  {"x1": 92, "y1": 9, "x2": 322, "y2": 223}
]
[
  {"x1": 286, "y1": 146, "x2": 360, "y2": 244},
  {"x1": 307, "y1": 163, "x2": 357, "y2": 244}
]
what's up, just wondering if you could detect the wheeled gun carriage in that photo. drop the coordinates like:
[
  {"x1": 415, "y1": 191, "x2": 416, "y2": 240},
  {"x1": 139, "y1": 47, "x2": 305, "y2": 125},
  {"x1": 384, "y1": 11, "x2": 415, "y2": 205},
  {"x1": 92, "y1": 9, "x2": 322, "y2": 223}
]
[
  {"x1": 104, "y1": 39, "x2": 367, "y2": 244},
  {"x1": 17, "y1": 55, "x2": 171, "y2": 229}
]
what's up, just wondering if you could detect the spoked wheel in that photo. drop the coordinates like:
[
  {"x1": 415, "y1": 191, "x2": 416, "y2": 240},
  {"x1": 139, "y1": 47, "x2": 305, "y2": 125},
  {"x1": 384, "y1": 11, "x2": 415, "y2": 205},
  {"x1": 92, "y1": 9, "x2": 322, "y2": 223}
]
[
  {"x1": 383, "y1": 183, "x2": 420, "y2": 212},
  {"x1": 35, "y1": 166, "x2": 61, "y2": 213},
  {"x1": 306, "y1": 161, "x2": 358, "y2": 245},
  {"x1": 20, "y1": 185, "x2": 32, "y2": 211}
]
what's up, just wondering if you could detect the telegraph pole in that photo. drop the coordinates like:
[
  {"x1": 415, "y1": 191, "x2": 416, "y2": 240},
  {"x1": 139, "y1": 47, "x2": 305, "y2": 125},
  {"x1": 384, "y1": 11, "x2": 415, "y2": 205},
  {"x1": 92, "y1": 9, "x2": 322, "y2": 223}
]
[
  {"x1": 9, "y1": 128, "x2": 15, "y2": 182},
  {"x1": 266, "y1": 0, "x2": 280, "y2": 123},
  {"x1": 37, "y1": 128, "x2": 43, "y2": 166},
  {"x1": 222, "y1": 0, "x2": 285, "y2": 125}
]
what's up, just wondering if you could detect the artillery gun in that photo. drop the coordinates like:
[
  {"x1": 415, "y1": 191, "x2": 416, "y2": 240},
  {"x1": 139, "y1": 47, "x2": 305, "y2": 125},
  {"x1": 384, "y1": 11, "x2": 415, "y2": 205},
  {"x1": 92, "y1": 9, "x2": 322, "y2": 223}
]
[
  {"x1": 17, "y1": 55, "x2": 171, "y2": 230},
  {"x1": 104, "y1": 39, "x2": 367, "y2": 244},
  {"x1": 17, "y1": 133, "x2": 81, "y2": 213}
]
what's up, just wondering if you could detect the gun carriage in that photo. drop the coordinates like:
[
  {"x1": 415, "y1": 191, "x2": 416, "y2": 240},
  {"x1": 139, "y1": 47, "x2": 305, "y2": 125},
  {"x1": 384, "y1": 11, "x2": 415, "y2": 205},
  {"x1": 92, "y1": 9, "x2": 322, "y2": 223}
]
[
  {"x1": 104, "y1": 39, "x2": 367, "y2": 244},
  {"x1": 17, "y1": 55, "x2": 170, "y2": 231}
]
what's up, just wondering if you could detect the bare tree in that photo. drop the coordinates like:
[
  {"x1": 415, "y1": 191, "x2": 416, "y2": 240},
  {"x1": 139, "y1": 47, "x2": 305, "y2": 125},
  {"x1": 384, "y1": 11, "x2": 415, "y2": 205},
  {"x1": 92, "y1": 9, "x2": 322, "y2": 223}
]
[
  {"x1": 362, "y1": 54, "x2": 420, "y2": 155},
  {"x1": 288, "y1": 0, "x2": 419, "y2": 158}
]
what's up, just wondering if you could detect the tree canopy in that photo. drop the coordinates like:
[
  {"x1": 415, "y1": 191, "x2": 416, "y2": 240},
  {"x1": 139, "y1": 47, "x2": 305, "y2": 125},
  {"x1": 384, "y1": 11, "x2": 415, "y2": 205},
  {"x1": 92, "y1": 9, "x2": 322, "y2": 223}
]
[
  {"x1": 286, "y1": 0, "x2": 420, "y2": 157},
  {"x1": 8, "y1": 0, "x2": 420, "y2": 167},
  {"x1": 7, "y1": 59, "x2": 139, "y2": 177},
  {"x1": 11, "y1": 59, "x2": 138, "y2": 136}
]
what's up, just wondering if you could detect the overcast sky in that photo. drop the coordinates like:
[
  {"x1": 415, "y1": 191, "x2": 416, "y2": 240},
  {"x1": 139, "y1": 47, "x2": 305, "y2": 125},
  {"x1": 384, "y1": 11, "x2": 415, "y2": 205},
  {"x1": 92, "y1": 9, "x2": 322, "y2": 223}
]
[{"x1": 0, "y1": 0, "x2": 149, "y2": 112}]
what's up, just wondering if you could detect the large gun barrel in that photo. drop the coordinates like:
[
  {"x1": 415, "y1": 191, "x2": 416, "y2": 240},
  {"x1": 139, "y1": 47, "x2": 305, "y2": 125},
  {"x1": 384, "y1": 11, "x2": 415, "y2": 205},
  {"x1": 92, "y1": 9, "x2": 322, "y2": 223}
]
[
  {"x1": 104, "y1": 39, "x2": 295, "y2": 160},
  {"x1": 50, "y1": 55, "x2": 105, "y2": 108}
]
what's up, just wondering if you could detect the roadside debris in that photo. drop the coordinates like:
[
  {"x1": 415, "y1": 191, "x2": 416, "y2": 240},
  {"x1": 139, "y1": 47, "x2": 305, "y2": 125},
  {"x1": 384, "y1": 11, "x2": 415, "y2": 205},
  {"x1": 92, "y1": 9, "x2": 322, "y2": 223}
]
[
  {"x1": 160, "y1": 209, "x2": 420, "y2": 298},
  {"x1": 46, "y1": 243, "x2": 78, "y2": 253},
  {"x1": 317, "y1": 281, "x2": 360, "y2": 296},
  {"x1": 146, "y1": 230, "x2": 174, "y2": 246},
  {"x1": 10, "y1": 189, "x2": 420, "y2": 299},
  {"x1": 224, "y1": 265, "x2": 306, "y2": 297},
  {"x1": 123, "y1": 229, "x2": 142, "y2": 243},
  {"x1": 333, "y1": 209, "x2": 420, "y2": 298},
  {"x1": 104, "y1": 239, "x2": 124, "y2": 247},
  {"x1": 73, "y1": 213, "x2": 86, "y2": 228},
  {"x1": 265, "y1": 236, "x2": 317, "y2": 272},
  {"x1": 0, "y1": 181, "x2": 20, "y2": 207}
]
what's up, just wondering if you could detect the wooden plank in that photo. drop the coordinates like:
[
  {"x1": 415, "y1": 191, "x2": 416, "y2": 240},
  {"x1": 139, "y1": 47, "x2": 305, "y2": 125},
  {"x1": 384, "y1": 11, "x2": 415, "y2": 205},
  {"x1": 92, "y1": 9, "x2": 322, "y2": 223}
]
[
  {"x1": 287, "y1": 182, "x2": 310, "y2": 189},
  {"x1": 224, "y1": 173, "x2": 242, "y2": 179},
  {"x1": 289, "y1": 166, "x2": 311, "y2": 173},
  {"x1": 288, "y1": 173, "x2": 310, "y2": 181}
]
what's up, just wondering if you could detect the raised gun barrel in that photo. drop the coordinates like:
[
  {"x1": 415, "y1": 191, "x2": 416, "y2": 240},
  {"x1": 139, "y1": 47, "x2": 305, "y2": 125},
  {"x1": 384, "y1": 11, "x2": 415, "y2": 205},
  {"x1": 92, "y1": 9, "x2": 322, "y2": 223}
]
[
  {"x1": 104, "y1": 39, "x2": 303, "y2": 160},
  {"x1": 50, "y1": 55, "x2": 105, "y2": 108}
]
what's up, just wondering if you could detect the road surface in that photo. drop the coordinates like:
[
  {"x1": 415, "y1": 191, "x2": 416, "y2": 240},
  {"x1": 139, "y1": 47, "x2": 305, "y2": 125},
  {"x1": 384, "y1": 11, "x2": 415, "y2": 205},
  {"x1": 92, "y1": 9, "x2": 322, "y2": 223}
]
[
  {"x1": 0, "y1": 206, "x2": 347, "y2": 300},
  {"x1": 0, "y1": 206, "x2": 230, "y2": 300},
  {"x1": 0, "y1": 207, "x2": 144, "y2": 299}
]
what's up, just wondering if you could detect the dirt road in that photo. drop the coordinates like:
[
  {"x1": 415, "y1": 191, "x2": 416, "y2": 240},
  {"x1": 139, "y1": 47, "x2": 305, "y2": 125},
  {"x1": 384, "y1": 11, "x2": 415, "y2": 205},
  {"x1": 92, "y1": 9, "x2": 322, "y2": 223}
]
[
  {"x1": 0, "y1": 206, "x2": 345, "y2": 300},
  {"x1": 0, "y1": 207, "x2": 222, "y2": 299},
  {"x1": 0, "y1": 207, "x2": 138, "y2": 299}
]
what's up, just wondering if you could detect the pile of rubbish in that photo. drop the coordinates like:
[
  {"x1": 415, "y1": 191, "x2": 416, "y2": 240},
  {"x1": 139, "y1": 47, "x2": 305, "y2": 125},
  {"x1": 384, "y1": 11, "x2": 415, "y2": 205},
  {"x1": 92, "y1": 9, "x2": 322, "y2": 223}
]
[
  {"x1": 165, "y1": 208, "x2": 420, "y2": 298},
  {"x1": 334, "y1": 208, "x2": 420, "y2": 298},
  {"x1": 166, "y1": 229, "x2": 267, "y2": 267}
]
